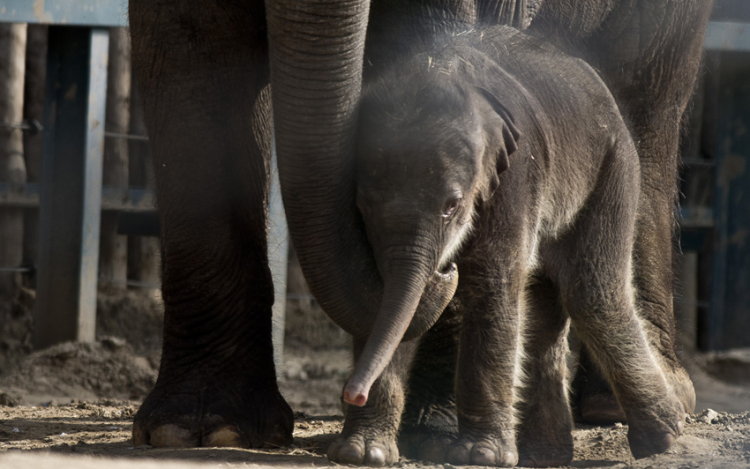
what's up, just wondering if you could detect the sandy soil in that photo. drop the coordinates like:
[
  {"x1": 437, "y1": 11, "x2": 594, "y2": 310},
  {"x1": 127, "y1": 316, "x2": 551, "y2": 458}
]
[
  {"x1": 0, "y1": 290, "x2": 749, "y2": 468},
  {"x1": 1, "y1": 395, "x2": 749, "y2": 468}
]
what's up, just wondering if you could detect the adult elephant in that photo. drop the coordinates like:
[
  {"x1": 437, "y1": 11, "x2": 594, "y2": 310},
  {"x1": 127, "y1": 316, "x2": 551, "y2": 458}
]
[{"x1": 129, "y1": 0, "x2": 713, "y2": 456}]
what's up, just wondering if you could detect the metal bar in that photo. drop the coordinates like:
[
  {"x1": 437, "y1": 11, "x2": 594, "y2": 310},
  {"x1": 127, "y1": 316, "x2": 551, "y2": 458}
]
[
  {"x1": 0, "y1": 183, "x2": 156, "y2": 212},
  {"x1": 0, "y1": 266, "x2": 33, "y2": 273},
  {"x1": 681, "y1": 157, "x2": 716, "y2": 167},
  {"x1": 674, "y1": 298, "x2": 713, "y2": 309},
  {"x1": 104, "y1": 131, "x2": 149, "y2": 141},
  {"x1": 0, "y1": 119, "x2": 43, "y2": 134},
  {"x1": 34, "y1": 27, "x2": 109, "y2": 349},
  {"x1": 98, "y1": 277, "x2": 160, "y2": 290},
  {"x1": 704, "y1": 21, "x2": 750, "y2": 51},
  {"x1": 679, "y1": 207, "x2": 715, "y2": 229},
  {"x1": 0, "y1": 1, "x2": 127, "y2": 27}
]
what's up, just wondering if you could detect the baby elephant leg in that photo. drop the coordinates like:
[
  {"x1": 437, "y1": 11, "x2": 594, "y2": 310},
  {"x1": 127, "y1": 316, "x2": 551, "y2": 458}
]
[
  {"x1": 516, "y1": 276, "x2": 574, "y2": 467},
  {"x1": 556, "y1": 173, "x2": 684, "y2": 459},
  {"x1": 444, "y1": 266, "x2": 526, "y2": 467},
  {"x1": 328, "y1": 339, "x2": 417, "y2": 466},
  {"x1": 561, "y1": 267, "x2": 684, "y2": 458}
]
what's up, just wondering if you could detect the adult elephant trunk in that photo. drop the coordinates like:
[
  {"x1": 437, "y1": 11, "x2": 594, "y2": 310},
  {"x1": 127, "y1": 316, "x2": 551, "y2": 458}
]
[{"x1": 266, "y1": 1, "x2": 457, "y2": 341}]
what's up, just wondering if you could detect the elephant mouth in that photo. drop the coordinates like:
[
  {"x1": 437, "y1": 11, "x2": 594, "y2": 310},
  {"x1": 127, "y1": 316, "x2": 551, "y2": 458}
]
[{"x1": 435, "y1": 262, "x2": 458, "y2": 283}]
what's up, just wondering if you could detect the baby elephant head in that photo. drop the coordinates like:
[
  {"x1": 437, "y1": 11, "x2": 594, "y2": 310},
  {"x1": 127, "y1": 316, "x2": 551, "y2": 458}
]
[{"x1": 344, "y1": 66, "x2": 521, "y2": 405}]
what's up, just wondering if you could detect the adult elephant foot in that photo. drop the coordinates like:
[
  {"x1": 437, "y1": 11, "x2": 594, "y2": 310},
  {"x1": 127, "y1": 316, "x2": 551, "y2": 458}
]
[{"x1": 133, "y1": 367, "x2": 293, "y2": 448}]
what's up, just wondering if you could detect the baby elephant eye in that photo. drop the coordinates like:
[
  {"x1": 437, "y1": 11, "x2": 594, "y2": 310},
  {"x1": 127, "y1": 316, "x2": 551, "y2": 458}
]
[{"x1": 442, "y1": 196, "x2": 463, "y2": 219}]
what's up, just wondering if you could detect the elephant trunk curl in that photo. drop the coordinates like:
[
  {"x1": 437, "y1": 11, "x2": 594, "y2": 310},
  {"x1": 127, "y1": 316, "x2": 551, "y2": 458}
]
[{"x1": 266, "y1": 0, "x2": 457, "y2": 341}]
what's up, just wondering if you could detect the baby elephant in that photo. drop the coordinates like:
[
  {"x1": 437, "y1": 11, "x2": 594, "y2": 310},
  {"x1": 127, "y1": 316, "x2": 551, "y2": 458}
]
[{"x1": 332, "y1": 25, "x2": 686, "y2": 467}]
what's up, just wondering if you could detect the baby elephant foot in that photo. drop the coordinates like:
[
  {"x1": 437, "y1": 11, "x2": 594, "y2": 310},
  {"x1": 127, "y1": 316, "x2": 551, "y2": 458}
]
[
  {"x1": 626, "y1": 400, "x2": 685, "y2": 459},
  {"x1": 445, "y1": 437, "x2": 518, "y2": 467},
  {"x1": 328, "y1": 433, "x2": 399, "y2": 467}
]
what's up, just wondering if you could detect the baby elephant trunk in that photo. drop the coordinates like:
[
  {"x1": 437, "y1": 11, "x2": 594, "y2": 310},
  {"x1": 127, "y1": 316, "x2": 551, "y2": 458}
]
[{"x1": 343, "y1": 261, "x2": 457, "y2": 406}]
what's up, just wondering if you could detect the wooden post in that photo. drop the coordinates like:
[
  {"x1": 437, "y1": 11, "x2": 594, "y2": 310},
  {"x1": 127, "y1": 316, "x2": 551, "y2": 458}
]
[
  {"x1": 127, "y1": 79, "x2": 161, "y2": 295},
  {"x1": 0, "y1": 23, "x2": 27, "y2": 302},
  {"x1": 99, "y1": 27, "x2": 130, "y2": 289},
  {"x1": 22, "y1": 25, "x2": 48, "y2": 286}
]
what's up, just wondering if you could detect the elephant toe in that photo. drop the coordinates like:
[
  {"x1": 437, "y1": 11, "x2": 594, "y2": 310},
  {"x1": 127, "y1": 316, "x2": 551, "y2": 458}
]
[
  {"x1": 328, "y1": 434, "x2": 398, "y2": 466},
  {"x1": 446, "y1": 438, "x2": 518, "y2": 467},
  {"x1": 329, "y1": 438, "x2": 365, "y2": 465}
]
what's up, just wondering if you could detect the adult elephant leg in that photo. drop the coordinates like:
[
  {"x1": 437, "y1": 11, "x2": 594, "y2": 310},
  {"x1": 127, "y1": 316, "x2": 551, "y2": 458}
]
[
  {"x1": 129, "y1": 0, "x2": 292, "y2": 448},
  {"x1": 398, "y1": 300, "x2": 461, "y2": 463}
]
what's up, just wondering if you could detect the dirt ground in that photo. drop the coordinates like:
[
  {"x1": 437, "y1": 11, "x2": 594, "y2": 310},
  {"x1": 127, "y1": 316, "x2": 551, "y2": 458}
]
[{"x1": 1, "y1": 288, "x2": 750, "y2": 468}]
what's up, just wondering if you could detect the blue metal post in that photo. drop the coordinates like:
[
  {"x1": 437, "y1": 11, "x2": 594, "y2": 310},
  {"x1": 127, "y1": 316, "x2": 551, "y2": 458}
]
[
  {"x1": 34, "y1": 27, "x2": 108, "y2": 348},
  {"x1": 709, "y1": 51, "x2": 750, "y2": 350}
]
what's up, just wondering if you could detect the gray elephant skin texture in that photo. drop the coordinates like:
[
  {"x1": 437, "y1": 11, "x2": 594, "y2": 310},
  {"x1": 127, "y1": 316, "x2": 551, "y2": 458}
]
[
  {"x1": 344, "y1": 24, "x2": 683, "y2": 467},
  {"x1": 127, "y1": 0, "x2": 712, "y2": 464}
]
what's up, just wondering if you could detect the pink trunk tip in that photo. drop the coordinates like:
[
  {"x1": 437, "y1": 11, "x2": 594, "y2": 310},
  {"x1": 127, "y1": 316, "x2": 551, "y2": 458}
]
[{"x1": 343, "y1": 383, "x2": 369, "y2": 407}]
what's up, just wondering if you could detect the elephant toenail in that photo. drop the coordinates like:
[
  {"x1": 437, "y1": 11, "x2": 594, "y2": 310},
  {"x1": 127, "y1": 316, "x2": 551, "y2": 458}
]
[
  {"x1": 132, "y1": 422, "x2": 147, "y2": 446},
  {"x1": 366, "y1": 447, "x2": 387, "y2": 466},
  {"x1": 337, "y1": 443, "x2": 366, "y2": 465},
  {"x1": 204, "y1": 426, "x2": 243, "y2": 447},
  {"x1": 501, "y1": 450, "x2": 519, "y2": 467},
  {"x1": 472, "y1": 446, "x2": 496, "y2": 465},
  {"x1": 150, "y1": 424, "x2": 198, "y2": 447}
]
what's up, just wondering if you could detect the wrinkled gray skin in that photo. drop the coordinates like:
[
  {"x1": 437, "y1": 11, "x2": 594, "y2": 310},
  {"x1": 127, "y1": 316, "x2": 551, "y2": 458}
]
[
  {"x1": 128, "y1": 0, "x2": 711, "y2": 460},
  {"x1": 343, "y1": 25, "x2": 683, "y2": 467}
]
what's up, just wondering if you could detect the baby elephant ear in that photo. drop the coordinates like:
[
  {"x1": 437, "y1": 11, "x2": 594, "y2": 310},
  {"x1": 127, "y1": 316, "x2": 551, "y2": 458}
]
[{"x1": 476, "y1": 87, "x2": 521, "y2": 173}]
